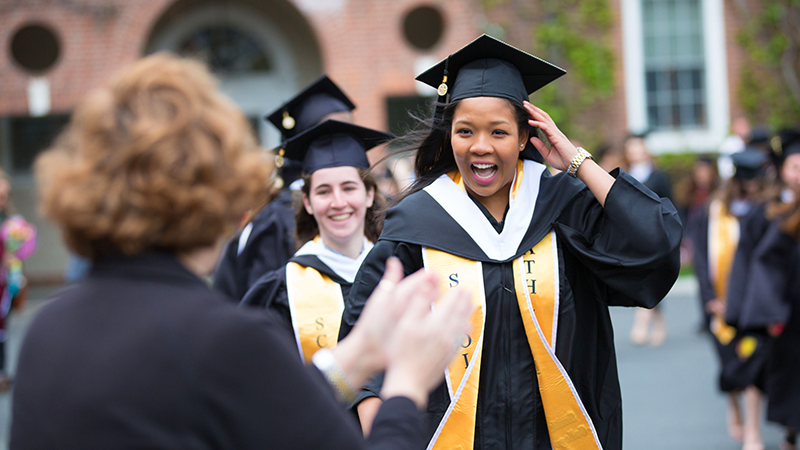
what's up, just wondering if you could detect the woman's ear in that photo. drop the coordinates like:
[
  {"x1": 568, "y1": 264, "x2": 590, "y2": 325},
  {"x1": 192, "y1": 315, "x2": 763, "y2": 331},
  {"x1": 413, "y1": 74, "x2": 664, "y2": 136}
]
[
  {"x1": 519, "y1": 128, "x2": 530, "y2": 152},
  {"x1": 365, "y1": 186, "x2": 375, "y2": 209},
  {"x1": 302, "y1": 194, "x2": 313, "y2": 215}
]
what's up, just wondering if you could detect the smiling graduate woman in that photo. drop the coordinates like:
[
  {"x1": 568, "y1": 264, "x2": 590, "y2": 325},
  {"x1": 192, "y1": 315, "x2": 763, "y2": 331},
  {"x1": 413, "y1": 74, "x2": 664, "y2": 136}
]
[
  {"x1": 340, "y1": 35, "x2": 683, "y2": 450},
  {"x1": 241, "y1": 120, "x2": 392, "y2": 363}
]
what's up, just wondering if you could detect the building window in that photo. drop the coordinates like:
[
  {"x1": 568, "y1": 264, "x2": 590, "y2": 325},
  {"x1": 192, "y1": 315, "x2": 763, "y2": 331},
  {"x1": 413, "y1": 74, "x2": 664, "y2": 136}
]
[
  {"x1": 177, "y1": 26, "x2": 271, "y2": 75},
  {"x1": 7, "y1": 115, "x2": 70, "y2": 174},
  {"x1": 642, "y1": 0, "x2": 706, "y2": 130},
  {"x1": 10, "y1": 23, "x2": 61, "y2": 73},
  {"x1": 402, "y1": 5, "x2": 445, "y2": 51}
]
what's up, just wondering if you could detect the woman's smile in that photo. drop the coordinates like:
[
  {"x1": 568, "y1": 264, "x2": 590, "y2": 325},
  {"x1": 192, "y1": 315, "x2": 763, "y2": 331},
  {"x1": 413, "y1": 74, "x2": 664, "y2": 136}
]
[{"x1": 470, "y1": 162, "x2": 499, "y2": 184}]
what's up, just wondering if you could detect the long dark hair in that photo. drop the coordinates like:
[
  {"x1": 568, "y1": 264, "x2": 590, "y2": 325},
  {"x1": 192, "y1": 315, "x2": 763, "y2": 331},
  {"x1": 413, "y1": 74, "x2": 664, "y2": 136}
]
[
  {"x1": 387, "y1": 98, "x2": 539, "y2": 208},
  {"x1": 295, "y1": 168, "x2": 385, "y2": 247}
]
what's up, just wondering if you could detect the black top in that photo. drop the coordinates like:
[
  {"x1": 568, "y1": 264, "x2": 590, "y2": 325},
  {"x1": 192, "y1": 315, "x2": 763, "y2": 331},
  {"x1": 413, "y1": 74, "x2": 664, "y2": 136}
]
[
  {"x1": 213, "y1": 188, "x2": 296, "y2": 301},
  {"x1": 11, "y1": 253, "x2": 423, "y2": 450},
  {"x1": 342, "y1": 167, "x2": 683, "y2": 450}
]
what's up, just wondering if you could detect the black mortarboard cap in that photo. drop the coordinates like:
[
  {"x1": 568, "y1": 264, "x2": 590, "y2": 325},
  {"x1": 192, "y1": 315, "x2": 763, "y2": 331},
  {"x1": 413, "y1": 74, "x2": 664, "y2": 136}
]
[
  {"x1": 771, "y1": 128, "x2": 800, "y2": 167},
  {"x1": 415, "y1": 34, "x2": 565, "y2": 104},
  {"x1": 749, "y1": 126, "x2": 772, "y2": 146},
  {"x1": 732, "y1": 148, "x2": 768, "y2": 180},
  {"x1": 266, "y1": 75, "x2": 356, "y2": 140},
  {"x1": 281, "y1": 120, "x2": 393, "y2": 174}
]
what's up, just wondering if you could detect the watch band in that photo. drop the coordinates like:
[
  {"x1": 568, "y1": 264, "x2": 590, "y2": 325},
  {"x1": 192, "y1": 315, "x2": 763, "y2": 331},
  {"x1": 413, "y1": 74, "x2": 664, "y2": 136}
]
[
  {"x1": 312, "y1": 348, "x2": 358, "y2": 403},
  {"x1": 568, "y1": 147, "x2": 593, "y2": 177}
]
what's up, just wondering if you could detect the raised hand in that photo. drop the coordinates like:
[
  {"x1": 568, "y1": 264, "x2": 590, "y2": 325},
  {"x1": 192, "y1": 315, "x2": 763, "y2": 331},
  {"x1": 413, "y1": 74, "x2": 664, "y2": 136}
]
[{"x1": 524, "y1": 101, "x2": 578, "y2": 172}]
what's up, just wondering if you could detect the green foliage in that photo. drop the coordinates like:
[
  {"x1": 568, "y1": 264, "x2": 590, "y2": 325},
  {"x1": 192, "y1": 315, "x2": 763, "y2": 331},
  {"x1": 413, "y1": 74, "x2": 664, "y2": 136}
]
[
  {"x1": 477, "y1": 0, "x2": 617, "y2": 148},
  {"x1": 735, "y1": 0, "x2": 800, "y2": 129},
  {"x1": 656, "y1": 151, "x2": 698, "y2": 178},
  {"x1": 529, "y1": 0, "x2": 616, "y2": 145}
]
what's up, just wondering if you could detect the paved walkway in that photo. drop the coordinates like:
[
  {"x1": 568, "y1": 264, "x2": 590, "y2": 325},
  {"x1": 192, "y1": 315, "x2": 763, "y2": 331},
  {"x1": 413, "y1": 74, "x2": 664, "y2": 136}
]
[
  {"x1": 0, "y1": 279, "x2": 788, "y2": 449},
  {"x1": 612, "y1": 278, "x2": 784, "y2": 449}
]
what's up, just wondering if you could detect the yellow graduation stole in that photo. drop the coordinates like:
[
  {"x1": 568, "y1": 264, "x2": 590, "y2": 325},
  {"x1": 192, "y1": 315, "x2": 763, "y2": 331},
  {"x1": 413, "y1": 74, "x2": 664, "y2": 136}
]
[
  {"x1": 285, "y1": 261, "x2": 345, "y2": 363},
  {"x1": 708, "y1": 199, "x2": 739, "y2": 346},
  {"x1": 423, "y1": 231, "x2": 603, "y2": 450}
]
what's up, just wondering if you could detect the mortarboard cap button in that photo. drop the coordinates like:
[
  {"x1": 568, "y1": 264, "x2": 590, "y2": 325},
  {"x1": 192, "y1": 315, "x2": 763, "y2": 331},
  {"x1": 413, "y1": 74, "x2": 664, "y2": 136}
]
[{"x1": 281, "y1": 112, "x2": 295, "y2": 131}]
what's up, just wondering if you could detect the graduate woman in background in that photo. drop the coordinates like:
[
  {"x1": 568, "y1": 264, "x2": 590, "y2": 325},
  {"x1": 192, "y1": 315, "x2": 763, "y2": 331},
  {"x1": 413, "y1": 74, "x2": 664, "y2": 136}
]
[
  {"x1": 214, "y1": 76, "x2": 357, "y2": 301},
  {"x1": 241, "y1": 120, "x2": 391, "y2": 367},
  {"x1": 690, "y1": 149, "x2": 769, "y2": 448},
  {"x1": 10, "y1": 53, "x2": 475, "y2": 450},
  {"x1": 725, "y1": 129, "x2": 800, "y2": 450},
  {"x1": 341, "y1": 35, "x2": 683, "y2": 450}
]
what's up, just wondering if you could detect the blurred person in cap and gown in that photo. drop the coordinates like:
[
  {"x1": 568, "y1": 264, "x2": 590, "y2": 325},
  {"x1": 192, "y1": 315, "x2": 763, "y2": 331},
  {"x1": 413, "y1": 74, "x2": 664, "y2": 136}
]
[
  {"x1": 718, "y1": 116, "x2": 753, "y2": 180},
  {"x1": 241, "y1": 120, "x2": 391, "y2": 369},
  {"x1": 10, "y1": 53, "x2": 476, "y2": 450},
  {"x1": 213, "y1": 76, "x2": 356, "y2": 301},
  {"x1": 726, "y1": 129, "x2": 800, "y2": 450},
  {"x1": 340, "y1": 35, "x2": 682, "y2": 450},
  {"x1": 623, "y1": 132, "x2": 674, "y2": 346},
  {"x1": 689, "y1": 149, "x2": 770, "y2": 447}
]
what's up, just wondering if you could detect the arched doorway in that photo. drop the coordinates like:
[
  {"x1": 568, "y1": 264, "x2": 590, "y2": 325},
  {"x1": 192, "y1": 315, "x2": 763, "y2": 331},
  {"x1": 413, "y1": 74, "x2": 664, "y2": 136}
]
[{"x1": 144, "y1": 0, "x2": 322, "y2": 148}]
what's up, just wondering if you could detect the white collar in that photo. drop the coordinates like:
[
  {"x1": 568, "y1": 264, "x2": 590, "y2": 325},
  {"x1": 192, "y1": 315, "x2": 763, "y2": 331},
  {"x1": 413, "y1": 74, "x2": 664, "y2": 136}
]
[
  {"x1": 294, "y1": 237, "x2": 374, "y2": 283},
  {"x1": 423, "y1": 160, "x2": 546, "y2": 261},
  {"x1": 629, "y1": 162, "x2": 653, "y2": 183}
]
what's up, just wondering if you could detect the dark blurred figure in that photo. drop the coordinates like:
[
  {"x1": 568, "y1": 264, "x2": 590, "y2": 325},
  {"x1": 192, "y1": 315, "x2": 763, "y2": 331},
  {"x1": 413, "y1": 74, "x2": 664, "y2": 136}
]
[
  {"x1": 690, "y1": 149, "x2": 769, "y2": 448},
  {"x1": 680, "y1": 155, "x2": 719, "y2": 331},
  {"x1": 681, "y1": 155, "x2": 718, "y2": 229},
  {"x1": 213, "y1": 76, "x2": 356, "y2": 301},
  {"x1": 593, "y1": 141, "x2": 627, "y2": 173},
  {"x1": 624, "y1": 132, "x2": 673, "y2": 346}
]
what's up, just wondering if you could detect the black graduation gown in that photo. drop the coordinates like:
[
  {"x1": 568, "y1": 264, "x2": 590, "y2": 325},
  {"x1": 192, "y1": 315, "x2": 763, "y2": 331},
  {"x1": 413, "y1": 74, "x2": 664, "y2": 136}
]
[
  {"x1": 642, "y1": 169, "x2": 673, "y2": 203},
  {"x1": 213, "y1": 189, "x2": 296, "y2": 301},
  {"x1": 690, "y1": 201, "x2": 767, "y2": 391},
  {"x1": 724, "y1": 204, "x2": 800, "y2": 429},
  {"x1": 241, "y1": 254, "x2": 353, "y2": 347},
  {"x1": 765, "y1": 238, "x2": 800, "y2": 430},
  {"x1": 724, "y1": 203, "x2": 790, "y2": 391},
  {"x1": 341, "y1": 168, "x2": 682, "y2": 450},
  {"x1": 727, "y1": 202, "x2": 793, "y2": 329},
  {"x1": 11, "y1": 253, "x2": 423, "y2": 450}
]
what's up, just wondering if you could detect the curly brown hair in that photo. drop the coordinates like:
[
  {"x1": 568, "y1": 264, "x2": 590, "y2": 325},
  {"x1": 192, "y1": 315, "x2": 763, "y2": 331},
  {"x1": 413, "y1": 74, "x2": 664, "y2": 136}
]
[
  {"x1": 36, "y1": 53, "x2": 273, "y2": 258},
  {"x1": 294, "y1": 168, "x2": 385, "y2": 246}
]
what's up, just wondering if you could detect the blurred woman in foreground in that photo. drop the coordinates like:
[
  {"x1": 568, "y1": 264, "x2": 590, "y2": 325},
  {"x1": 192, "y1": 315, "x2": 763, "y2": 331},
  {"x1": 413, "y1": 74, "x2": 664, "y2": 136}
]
[{"x1": 10, "y1": 53, "x2": 473, "y2": 450}]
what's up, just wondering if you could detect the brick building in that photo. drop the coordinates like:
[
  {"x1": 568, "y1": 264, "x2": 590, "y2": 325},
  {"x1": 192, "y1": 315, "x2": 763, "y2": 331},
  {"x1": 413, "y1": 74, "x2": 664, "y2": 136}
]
[{"x1": 0, "y1": 0, "x2": 751, "y2": 281}]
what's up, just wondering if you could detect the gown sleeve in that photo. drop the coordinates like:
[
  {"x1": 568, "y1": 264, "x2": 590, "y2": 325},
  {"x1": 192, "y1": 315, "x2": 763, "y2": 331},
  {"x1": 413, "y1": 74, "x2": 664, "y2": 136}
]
[
  {"x1": 240, "y1": 267, "x2": 294, "y2": 342},
  {"x1": 553, "y1": 170, "x2": 683, "y2": 308},
  {"x1": 689, "y1": 205, "x2": 716, "y2": 306},
  {"x1": 240, "y1": 198, "x2": 297, "y2": 290},
  {"x1": 212, "y1": 233, "x2": 246, "y2": 301},
  {"x1": 733, "y1": 214, "x2": 795, "y2": 329}
]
